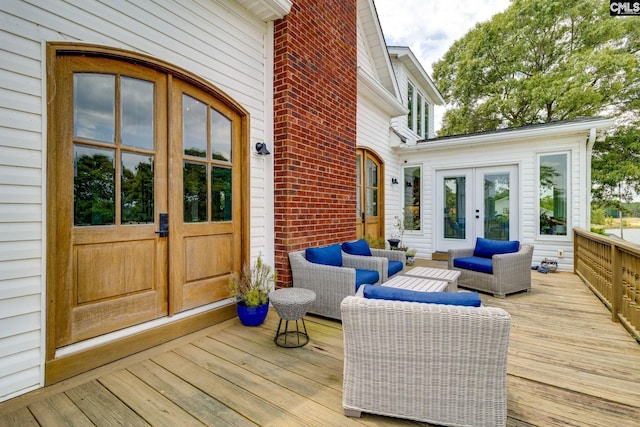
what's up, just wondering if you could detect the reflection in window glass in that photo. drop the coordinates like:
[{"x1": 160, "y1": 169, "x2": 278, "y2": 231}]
[
  {"x1": 121, "y1": 78, "x2": 154, "y2": 150},
  {"x1": 444, "y1": 176, "x2": 466, "y2": 239},
  {"x1": 211, "y1": 108, "x2": 232, "y2": 162},
  {"x1": 416, "y1": 94, "x2": 423, "y2": 137},
  {"x1": 183, "y1": 162, "x2": 207, "y2": 222},
  {"x1": 407, "y1": 83, "x2": 414, "y2": 130},
  {"x1": 74, "y1": 145, "x2": 115, "y2": 225},
  {"x1": 366, "y1": 158, "x2": 378, "y2": 216},
  {"x1": 211, "y1": 166, "x2": 232, "y2": 221},
  {"x1": 403, "y1": 166, "x2": 420, "y2": 230},
  {"x1": 183, "y1": 95, "x2": 207, "y2": 157},
  {"x1": 74, "y1": 74, "x2": 115, "y2": 143},
  {"x1": 484, "y1": 173, "x2": 510, "y2": 241},
  {"x1": 122, "y1": 153, "x2": 154, "y2": 224},
  {"x1": 540, "y1": 153, "x2": 567, "y2": 236}
]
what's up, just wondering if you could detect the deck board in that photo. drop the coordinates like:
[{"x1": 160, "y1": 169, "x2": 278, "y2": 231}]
[{"x1": 1, "y1": 263, "x2": 640, "y2": 426}]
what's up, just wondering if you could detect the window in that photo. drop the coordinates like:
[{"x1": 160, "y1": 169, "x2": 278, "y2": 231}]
[
  {"x1": 539, "y1": 153, "x2": 568, "y2": 236},
  {"x1": 406, "y1": 81, "x2": 428, "y2": 138},
  {"x1": 403, "y1": 166, "x2": 421, "y2": 231}
]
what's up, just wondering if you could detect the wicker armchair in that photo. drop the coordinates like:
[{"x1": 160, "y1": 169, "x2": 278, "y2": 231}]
[
  {"x1": 288, "y1": 250, "x2": 383, "y2": 320},
  {"x1": 448, "y1": 243, "x2": 534, "y2": 297},
  {"x1": 341, "y1": 293, "x2": 512, "y2": 426}
]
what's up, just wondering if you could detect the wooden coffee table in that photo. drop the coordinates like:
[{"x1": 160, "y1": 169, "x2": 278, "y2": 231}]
[
  {"x1": 402, "y1": 267, "x2": 460, "y2": 292},
  {"x1": 382, "y1": 275, "x2": 448, "y2": 292}
]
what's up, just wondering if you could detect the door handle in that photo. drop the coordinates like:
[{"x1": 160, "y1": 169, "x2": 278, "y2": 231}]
[
  {"x1": 361, "y1": 212, "x2": 365, "y2": 223},
  {"x1": 156, "y1": 213, "x2": 168, "y2": 237}
]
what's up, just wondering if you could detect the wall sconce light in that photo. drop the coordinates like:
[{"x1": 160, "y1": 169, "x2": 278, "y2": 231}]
[
  {"x1": 255, "y1": 142, "x2": 270, "y2": 155},
  {"x1": 391, "y1": 178, "x2": 399, "y2": 185}
]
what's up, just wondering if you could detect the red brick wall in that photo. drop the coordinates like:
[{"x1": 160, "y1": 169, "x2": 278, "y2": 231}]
[{"x1": 273, "y1": 0, "x2": 358, "y2": 287}]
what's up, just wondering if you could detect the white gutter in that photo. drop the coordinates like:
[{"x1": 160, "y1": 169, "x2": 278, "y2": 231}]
[{"x1": 397, "y1": 118, "x2": 615, "y2": 152}]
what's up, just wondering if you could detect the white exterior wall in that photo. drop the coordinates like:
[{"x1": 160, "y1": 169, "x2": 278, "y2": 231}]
[
  {"x1": 397, "y1": 132, "x2": 597, "y2": 271},
  {"x1": 356, "y1": 95, "x2": 402, "y2": 238},
  {"x1": 0, "y1": 0, "x2": 273, "y2": 402}
]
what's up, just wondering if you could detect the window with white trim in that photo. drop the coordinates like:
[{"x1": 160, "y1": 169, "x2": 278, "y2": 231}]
[
  {"x1": 539, "y1": 153, "x2": 568, "y2": 236},
  {"x1": 407, "y1": 81, "x2": 428, "y2": 138}
]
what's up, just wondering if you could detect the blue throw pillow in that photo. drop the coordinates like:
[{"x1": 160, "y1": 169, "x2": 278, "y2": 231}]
[
  {"x1": 305, "y1": 244, "x2": 343, "y2": 267},
  {"x1": 342, "y1": 239, "x2": 372, "y2": 256},
  {"x1": 362, "y1": 284, "x2": 481, "y2": 307},
  {"x1": 473, "y1": 237, "x2": 519, "y2": 259}
]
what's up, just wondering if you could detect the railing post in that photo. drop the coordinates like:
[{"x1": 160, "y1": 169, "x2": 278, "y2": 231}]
[{"x1": 611, "y1": 242, "x2": 621, "y2": 323}]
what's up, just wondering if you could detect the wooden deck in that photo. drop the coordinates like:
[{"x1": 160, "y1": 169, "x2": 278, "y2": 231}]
[{"x1": 1, "y1": 262, "x2": 640, "y2": 426}]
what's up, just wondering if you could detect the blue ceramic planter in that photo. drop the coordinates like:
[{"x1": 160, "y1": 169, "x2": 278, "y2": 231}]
[{"x1": 236, "y1": 300, "x2": 269, "y2": 326}]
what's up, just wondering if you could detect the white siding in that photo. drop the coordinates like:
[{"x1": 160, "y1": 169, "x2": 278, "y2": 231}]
[
  {"x1": 357, "y1": 95, "x2": 402, "y2": 239},
  {"x1": 0, "y1": 0, "x2": 272, "y2": 401}
]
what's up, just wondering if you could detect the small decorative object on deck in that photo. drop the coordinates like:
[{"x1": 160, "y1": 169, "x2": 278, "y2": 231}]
[
  {"x1": 270, "y1": 288, "x2": 316, "y2": 348},
  {"x1": 540, "y1": 257, "x2": 558, "y2": 273},
  {"x1": 405, "y1": 248, "x2": 417, "y2": 265},
  {"x1": 228, "y1": 254, "x2": 276, "y2": 327}
]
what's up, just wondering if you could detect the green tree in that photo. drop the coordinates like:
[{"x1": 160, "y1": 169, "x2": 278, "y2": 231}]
[
  {"x1": 592, "y1": 124, "x2": 640, "y2": 210},
  {"x1": 432, "y1": 0, "x2": 640, "y2": 136}
]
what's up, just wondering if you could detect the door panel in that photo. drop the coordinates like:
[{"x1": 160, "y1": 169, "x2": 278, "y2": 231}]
[
  {"x1": 356, "y1": 149, "x2": 383, "y2": 241},
  {"x1": 52, "y1": 56, "x2": 168, "y2": 347},
  {"x1": 169, "y1": 79, "x2": 242, "y2": 313}
]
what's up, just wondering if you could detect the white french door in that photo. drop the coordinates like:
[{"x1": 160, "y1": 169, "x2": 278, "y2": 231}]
[{"x1": 435, "y1": 166, "x2": 519, "y2": 252}]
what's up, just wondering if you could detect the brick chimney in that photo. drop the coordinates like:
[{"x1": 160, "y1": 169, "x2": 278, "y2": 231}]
[{"x1": 273, "y1": 0, "x2": 358, "y2": 286}]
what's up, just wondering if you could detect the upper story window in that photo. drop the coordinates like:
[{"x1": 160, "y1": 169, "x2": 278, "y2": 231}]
[
  {"x1": 539, "y1": 153, "x2": 568, "y2": 236},
  {"x1": 407, "y1": 81, "x2": 428, "y2": 138}
]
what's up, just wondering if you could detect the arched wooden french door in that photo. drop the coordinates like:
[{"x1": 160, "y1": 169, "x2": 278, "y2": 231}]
[
  {"x1": 356, "y1": 148, "x2": 384, "y2": 241},
  {"x1": 46, "y1": 45, "x2": 247, "y2": 378}
]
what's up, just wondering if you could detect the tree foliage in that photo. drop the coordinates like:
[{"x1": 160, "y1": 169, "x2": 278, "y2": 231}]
[
  {"x1": 432, "y1": 0, "x2": 640, "y2": 136},
  {"x1": 592, "y1": 124, "x2": 640, "y2": 209}
]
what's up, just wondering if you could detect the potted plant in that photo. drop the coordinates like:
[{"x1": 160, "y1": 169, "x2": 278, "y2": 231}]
[
  {"x1": 228, "y1": 254, "x2": 276, "y2": 326},
  {"x1": 388, "y1": 215, "x2": 405, "y2": 249},
  {"x1": 405, "y1": 248, "x2": 417, "y2": 265}
]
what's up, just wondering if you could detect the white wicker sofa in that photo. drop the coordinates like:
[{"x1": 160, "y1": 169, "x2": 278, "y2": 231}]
[
  {"x1": 341, "y1": 289, "x2": 512, "y2": 426},
  {"x1": 448, "y1": 238, "x2": 534, "y2": 298}
]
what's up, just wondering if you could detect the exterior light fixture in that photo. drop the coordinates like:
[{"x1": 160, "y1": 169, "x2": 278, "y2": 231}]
[
  {"x1": 255, "y1": 142, "x2": 270, "y2": 155},
  {"x1": 391, "y1": 178, "x2": 399, "y2": 185}
]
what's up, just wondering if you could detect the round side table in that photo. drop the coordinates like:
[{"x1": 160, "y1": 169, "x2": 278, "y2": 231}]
[{"x1": 269, "y1": 288, "x2": 316, "y2": 348}]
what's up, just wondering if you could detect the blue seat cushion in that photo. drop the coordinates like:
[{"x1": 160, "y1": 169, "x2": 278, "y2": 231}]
[
  {"x1": 362, "y1": 284, "x2": 481, "y2": 307},
  {"x1": 341, "y1": 239, "x2": 372, "y2": 256},
  {"x1": 473, "y1": 237, "x2": 519, "y2": 259},
  {"x1": 306, "y1": 244, "x2": 343, "y2": 267},
  {"x1": 355, "y1": 269, "x2": 379, "y2": 290},
  {"x1": 454, "y1": 256, "x2": 494, "y2": 274},
  {"x1": 388, "y1": 260, "x2": 404, "y2": 277}
]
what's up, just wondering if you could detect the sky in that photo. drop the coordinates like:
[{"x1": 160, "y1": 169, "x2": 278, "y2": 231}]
[{"x1": 373, "y1": 0, "x2": 512, "y2": 130}]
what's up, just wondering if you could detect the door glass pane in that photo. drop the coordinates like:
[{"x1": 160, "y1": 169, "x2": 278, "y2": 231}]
[
  {"x1": 540, "y1": 154, "x2": 567, "y2": 235},
  {"x1": 484, "y1": 173, "x2": 510, "y2": 241},
  {"x1": 211, "y1": 108, "x2": 232, "y2": 162},
  {"x1": 74, "y1": 145, "x2": 115, "y2": 226},
  {"x1": 121, "y1": 153, "x2": 154, "y2": 224},
  {"x1": 444, "y1": 176, "x2": 465, "y2": 239},
  {"x1": 356, "y1": 154, "x2": 361, "y2": 218},
  {"x1": 121, "y1": 78, "x2": 154, "y2": 150},
  {"x1": 74, "y1": 74, "x2": 115, "y2": 143},
  {"x1": 183, "y1": 162, "x2": 207, "y2": 222},
  {"x1": 366, "y1": 158, "x2": 378, "y2": 217},
  {"x1": 183, "y1": 95, "x2": 207, "y2": 158},
  {"x1": 211, "y1": 166, "x2": 232, "y2": 221}
]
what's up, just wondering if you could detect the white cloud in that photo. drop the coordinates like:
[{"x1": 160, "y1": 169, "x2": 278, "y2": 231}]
[{"x1": 373, "y1": 0, "x2": 511, "y2": 132}]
